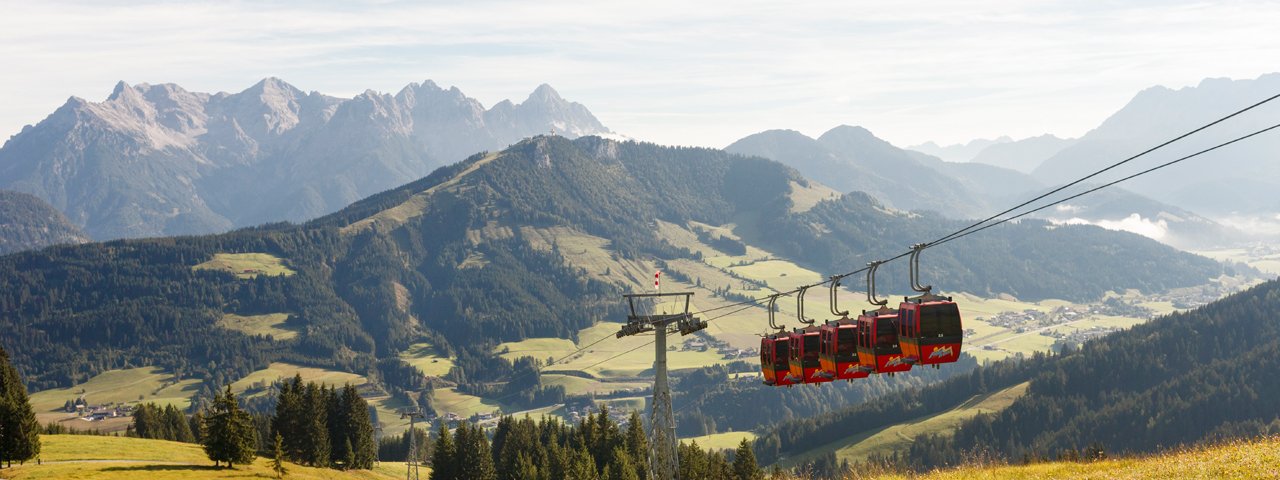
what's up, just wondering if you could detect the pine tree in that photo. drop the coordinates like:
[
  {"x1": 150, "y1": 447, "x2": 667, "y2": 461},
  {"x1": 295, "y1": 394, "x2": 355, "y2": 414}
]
[
  {"x1": 165, "y1": 404, "x2": 195, "y2": 443},
  {"x1": 624, "y1": 411, "x2": 648, "y2": 479},
  {"x1": 454, "y1": 423, "x2": 497, "y2": 480},
  {"x1": 272, "y1": 375, "x2": 304, "y2": 461},
  {"x1": 132, "y1": 403, "x2": 158, "y2": 439},
  {"x1": 302, "y1": 383, "x2": 330, "y2": 466},
  {"x1": 429, "y1": 424, "x2": 456, "y2": 480},
  {"x1": 271, "y1": 433, "x2": 288, "y2": 479},
  {"x1": 0, "y1": 345, "x2": 40, "y2": 468},
  {"x1": 604, "y1": 447, "x2": 640, "y2": 480},
  {"x1": 201, "y1": 386, "x2": 257, "y2": 468},
  {"x1": 339, "y1": 385, "x2": 376, "y2": 469},
  {"x1": 732, "y1": 438, "x2": 763, "y2": 480}
]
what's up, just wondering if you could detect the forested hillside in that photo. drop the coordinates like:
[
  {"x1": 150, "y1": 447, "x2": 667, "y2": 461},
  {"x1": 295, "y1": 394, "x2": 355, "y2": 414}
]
[
  {"x1": 758, "y1": 278, "x2": 1280, "y2": 470},
  {"x1": 0, "y1": 190, "x2": 88, "y2": 255},
  {"x1": 907, "y1": 277, "x2": 1280, "y2": 468},
  {"x1": 0, "y1": 136, "x2": 1226, "y2": 412}
]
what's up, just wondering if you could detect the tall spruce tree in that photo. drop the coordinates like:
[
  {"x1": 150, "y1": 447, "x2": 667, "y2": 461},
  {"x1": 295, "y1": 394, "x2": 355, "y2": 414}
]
[
  {"x1": 302, "y1": 383, "x2": 330, "y2": 466},
  {"x1": 454, "y1": 422, "x2": 497, "y2": 480},
  {"x1": 338, "y1": 385, "x2": 376, "y2": 469},
  {"x1": 164, "y1": 404, "x2": 196, "y2": 443},
  {"x1": 732, "y1": 438, "x2": 763, "y2": 480},
  {"x1": 624, "y1": 411, "x2": 648, "y2": 480},
  {"x1": 429, "y1": 424, "x2": 456, "y2": 480},
  {"x1": 0, "y1": 345, "x2": 40, "y2": 468},
  {"x1": 272, "y1": 375, "x2": 305, "y2": 462},
  {"x1": 201, "y1": 386, "x2": 257, "y2": 468}
]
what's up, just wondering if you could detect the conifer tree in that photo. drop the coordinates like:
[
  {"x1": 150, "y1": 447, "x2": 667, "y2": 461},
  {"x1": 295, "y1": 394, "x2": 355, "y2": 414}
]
[
  {"x1": 165, "y1": 404, "x2": 195, "y2": 443},
  {"x1": 302, "y1": 383, "x2": 330, "y2": 466},
  {"x1": 429, "y1": 424, "x2": 456, "y2": 480},
  {"x1": 624, "y1": 411, "x2": 648, "y2": 480},
  {"x1": 454, "y1": 422, "x2": 497, "y2": 480},
  {"x1": 271, "y1": 433, "x2": 288, "y2": 479},
  {"x1": 604, "y1": 446, "x2": 640, "y2": 480},
  {"x1": 272, "y1": 375, "x2": 305, "y2": 461},
  {"x1": 339, "y1": 385, "x2": 376, "y2": 469},
  {"x1": 732, "y1": 438, "x2": 763, "y2": 480},
  {"x1": 201, "y1": 386, "x2": 257, "y2": 468},
  {"x1": 0, "y1": 345, "x2": 40, "y2": 468}
]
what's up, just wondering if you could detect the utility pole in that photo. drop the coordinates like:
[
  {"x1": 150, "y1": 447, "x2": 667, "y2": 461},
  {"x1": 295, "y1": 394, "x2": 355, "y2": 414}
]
[
  {"x1": 616, "y1": 292, "x2": 706, "y2": 480},
  {"x1": 400, "y1": 408, "x2": 426, "y2": 480}
]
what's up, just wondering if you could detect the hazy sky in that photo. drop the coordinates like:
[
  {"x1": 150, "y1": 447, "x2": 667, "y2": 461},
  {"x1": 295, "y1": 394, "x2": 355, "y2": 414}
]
[{"x1": 3, "y1": 0, "x2": 1279, "y2": 148}]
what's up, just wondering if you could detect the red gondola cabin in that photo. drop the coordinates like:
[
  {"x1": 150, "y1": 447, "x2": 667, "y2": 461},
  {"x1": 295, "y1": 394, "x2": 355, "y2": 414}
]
[
  {"x1": 897, "y1": 296, "x2": 963, "y2": 366},
  {"x1": 819, "y1": 320, "x2": 867, "y2": 381},
  {"x1": 855, "y1": 308, "x2": 912, "y2": 375},
  {"x1": 787, "y1": 326, "x2": 830, "y2": 384},
  {"x1": 761, "y1": 334, "x2": 795, "y2": 386}
]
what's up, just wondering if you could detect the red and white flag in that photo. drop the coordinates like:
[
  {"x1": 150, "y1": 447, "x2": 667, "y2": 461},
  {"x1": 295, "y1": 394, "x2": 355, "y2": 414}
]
[{"x1": 654, "y1": 271, "x2": 662, "y2": 291}]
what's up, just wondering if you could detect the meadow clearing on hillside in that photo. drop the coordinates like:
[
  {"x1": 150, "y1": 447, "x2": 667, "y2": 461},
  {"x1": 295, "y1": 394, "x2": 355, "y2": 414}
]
[{"x1": 192, "y1": 252, "x2": 296, "y2": 279}]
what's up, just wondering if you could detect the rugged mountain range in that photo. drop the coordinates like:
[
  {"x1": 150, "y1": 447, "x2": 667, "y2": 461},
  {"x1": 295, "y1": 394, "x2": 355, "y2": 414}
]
[
  {"x1": 0, "y1": 78, "x2": 610, "y2": 240},
  {"x1": 1033, "y1": 73, "x2": 1280, "y2": 215},
  {"x1": 0, "y1": 136, "x2": 1223, "y2": 397},
  {"x1": 726, "y1": 126, "x2": 1043, "y2": 218},
  {"x1": 0, "y1": 190, "x2": 88, "y2": 255}
]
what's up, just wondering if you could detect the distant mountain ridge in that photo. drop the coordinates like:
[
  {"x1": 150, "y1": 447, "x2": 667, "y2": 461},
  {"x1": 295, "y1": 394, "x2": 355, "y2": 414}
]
[
  {"x1": 968, "y1": 134, "x2": 1076, "y2": 173},
  {"x1": 0, "y1": 78, "x2": 612, "y2": 239},
  {"x1": 908, "y1": 136, "x2": 1012, "y2": 162},
  {"x1": 1033, "y1": 73, "x2": 1280, "y2": 215},
  {"x1": 0, "y1": 190, "x2": 88, "y2": 255},
  {"x1": 726, "y1": 126, "x2": 1043, "y2": 218}
]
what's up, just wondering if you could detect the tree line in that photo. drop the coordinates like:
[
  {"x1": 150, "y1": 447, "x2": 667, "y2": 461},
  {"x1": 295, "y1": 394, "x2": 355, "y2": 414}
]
[{"x1": 425, "y1": 406, "x2": 765, "y2": 480}]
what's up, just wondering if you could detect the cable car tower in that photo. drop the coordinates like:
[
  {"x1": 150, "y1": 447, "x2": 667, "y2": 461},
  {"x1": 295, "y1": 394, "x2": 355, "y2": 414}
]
[
  {"x1": 399, "y1": 408, "x2": 426, "y2": 480},
  {"x1": 616, "y1": 292, "x2": 706, "y2": 480}
]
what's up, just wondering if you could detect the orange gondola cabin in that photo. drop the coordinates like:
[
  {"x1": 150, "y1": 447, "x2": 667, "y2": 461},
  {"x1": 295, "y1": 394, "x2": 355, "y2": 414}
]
[
  {"x1": 818, "y1": 320, "x2": 866, "y2": 381},
  {"x1": 898, "y1": 295, "x2": 963, "y2": 367},
  {"x1": 856, "y1": 307, "x2": 912, "y2": 375}
]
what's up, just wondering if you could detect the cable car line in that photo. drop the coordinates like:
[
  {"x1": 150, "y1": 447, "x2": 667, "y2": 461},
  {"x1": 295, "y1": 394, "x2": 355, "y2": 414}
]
[
  {"x1": 921, "y1": 91, "x2": 1280, "y2": 249},
  {"x1": 684, "y1": 100, "x2": 1280, "y2": 322}
]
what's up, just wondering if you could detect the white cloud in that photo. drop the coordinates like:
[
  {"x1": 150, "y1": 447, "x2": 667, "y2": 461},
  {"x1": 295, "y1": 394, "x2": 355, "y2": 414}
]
[
  {"x1": 1055, "y1": 214, "x2": 1170, "y2": 240},
  {"x1": 2, "y1": 1, "x2": 1280, "y2": 148}
]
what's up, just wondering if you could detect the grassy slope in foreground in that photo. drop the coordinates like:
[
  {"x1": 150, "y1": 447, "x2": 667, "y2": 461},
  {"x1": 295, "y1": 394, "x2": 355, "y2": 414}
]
[
  {"x1": 893, "y1": 435, "x2": 1280, "y2": 480},
  {"x1": 1, "y1": 434, "x2": 410, "y2": 479}
]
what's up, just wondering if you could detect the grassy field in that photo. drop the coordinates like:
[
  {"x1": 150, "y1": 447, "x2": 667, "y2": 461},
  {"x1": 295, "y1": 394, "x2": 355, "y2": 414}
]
[
  {"x1": 494, "y1": 337, "x2": 578, "y2": 364},
  {"x1": 890, "y1": 435, "x2": 1280, "y2": 480},
  {"x1": 230, "y1": 362, "x2": 366, "y2": 397},
  {"x1": 683, "y1": 431, "x2": 757, "y2": 451},
  {"x1": 29, "y1": 367, "x2": 199, "y2": 414},
  {"x1": 192, "y1": 252, "x2": 296, "y2": 279},
  {"x1": 779, "y1": 382, "x2": 1030, "y2": 468},
  {"x1": 215, "y1": 312, "x2": 298, "y2": 340},
  {"x1": 429, "y1": 387, "x2": 503, "y2": 419},
  {"x1": 0, "y1": 434, "x2": 408, "y2": 479},
  {"x1": 399, "y1": 342, "x2": 455, "y2": 377}
]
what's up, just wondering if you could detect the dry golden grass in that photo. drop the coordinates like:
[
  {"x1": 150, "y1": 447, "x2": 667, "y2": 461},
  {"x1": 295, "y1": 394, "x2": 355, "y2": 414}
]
[
  {"x1": 1, "y1": 434, "x2": 405, "y2": 479},
  {"x1": 779, "y1": 436, "x2": 1280, "y2": 480}
]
